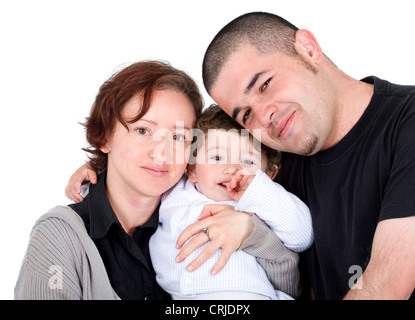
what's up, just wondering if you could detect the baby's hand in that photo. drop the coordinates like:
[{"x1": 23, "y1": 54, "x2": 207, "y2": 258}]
[
  {"x1": 226, "y1": 169, "x2": 255, "y2": 201},
  {"x1": 65, "y1": 163, "x2": 97, "y2": 203}
]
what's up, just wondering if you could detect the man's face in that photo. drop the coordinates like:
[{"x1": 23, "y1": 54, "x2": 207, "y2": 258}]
[{"x1": 210, "y1": 44, "x2": 338, "y2": 156}]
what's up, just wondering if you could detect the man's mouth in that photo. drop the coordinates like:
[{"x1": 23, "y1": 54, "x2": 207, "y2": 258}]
[{"x1": 277, "y1": 111, "x2": 296, "y2": 138}]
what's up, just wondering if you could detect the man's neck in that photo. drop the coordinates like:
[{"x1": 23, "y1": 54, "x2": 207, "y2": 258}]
[{"x1": 323, "y1": 71, "x2": 374, "y2": 150}]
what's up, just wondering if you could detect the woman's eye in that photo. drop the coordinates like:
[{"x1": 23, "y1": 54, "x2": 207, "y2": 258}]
[
  {"x1": 173, "y1": 134, "x2": 185, "y2": 142},
  {"x1": 136, "y1": 128, "x2": 149, "y2": 135}
]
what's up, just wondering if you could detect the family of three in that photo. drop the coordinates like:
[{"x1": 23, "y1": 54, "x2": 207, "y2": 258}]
[{"x1": 15, "y1": 11, "x2": 415, "y2": 300}]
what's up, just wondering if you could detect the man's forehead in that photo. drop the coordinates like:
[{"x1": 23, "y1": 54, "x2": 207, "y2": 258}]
[{"x1": 211, "y1": 46, "x2": 263, "y2": 106}]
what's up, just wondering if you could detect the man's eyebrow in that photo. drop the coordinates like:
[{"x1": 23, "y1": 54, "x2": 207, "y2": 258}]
[
  {"x1": 231, "y1": 71, "x2": 267, "y2": 122},
  {"x1": 244, "y1": 71, "x2": 266, "y2": 94},
  {"x1": 232, "y1": 107, "x2": 242, "y2": 122}
]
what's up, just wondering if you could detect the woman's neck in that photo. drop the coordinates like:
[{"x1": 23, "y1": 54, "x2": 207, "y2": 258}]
[{"x1": 105, "y1": 174, "x2": 161, "y2": 237}]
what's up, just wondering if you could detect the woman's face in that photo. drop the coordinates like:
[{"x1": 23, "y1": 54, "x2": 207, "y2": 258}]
[{"x1": 102, "y1": 89, "x2": 196, "y2": 199}]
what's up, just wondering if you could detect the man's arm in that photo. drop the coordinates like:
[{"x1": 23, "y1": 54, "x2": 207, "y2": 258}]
[
  {"x1": 344, "y1": 216, "x2": 415, "y2": 299},
  {"x1": 241, "y1": 214, "x2": 302, "y2": 298}
]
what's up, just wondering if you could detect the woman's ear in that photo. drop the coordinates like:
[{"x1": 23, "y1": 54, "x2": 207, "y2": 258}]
[
  {"x1": 100, "y1": 144, "x2": 110, "y2": 154},
  {"x1": 187, "y1": 164, "x2": 198, "y2": 183},
  {"x1": 265, "y1": 164, "x2": 279, "y2": 181}
]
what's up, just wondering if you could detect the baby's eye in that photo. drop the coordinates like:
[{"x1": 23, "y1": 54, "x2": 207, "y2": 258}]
[
  {"x1": 241, "y1": 159, "x2": 254, "y2": 165},
  {"x1": 210, "y1": 155, "x2": 224, "y2": 161}
]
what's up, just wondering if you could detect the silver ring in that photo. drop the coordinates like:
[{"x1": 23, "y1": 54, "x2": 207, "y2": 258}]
[{"x1": 202, "y1": 227, "x2": 210, "y2": 240}]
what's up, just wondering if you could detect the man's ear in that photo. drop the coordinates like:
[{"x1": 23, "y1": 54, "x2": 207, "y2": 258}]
[
  {"x1": 294, "y1": 29, "x2": 324, "y2": 65},
  {"x1": 265, "y1": 164, "x2": 279, "y2": 181},
  {"x1": 187, "y1": 164, "x2": 198, "y2": 183}
]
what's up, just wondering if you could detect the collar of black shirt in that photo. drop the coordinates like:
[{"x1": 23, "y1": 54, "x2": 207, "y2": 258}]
[{"x1": 85, "y1": 170, "x2": 160, "y2": 239}]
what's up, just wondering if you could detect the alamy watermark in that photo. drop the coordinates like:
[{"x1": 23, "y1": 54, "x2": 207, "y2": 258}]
[
  {"x1": 48, "y1": 265, "x2": 63, "y2": 290},
  {"x1": 149, "y1": 121, "x2": 263, "y2": 166},
  {"x1": 348, "y1": 265, "x2": 363, "y2": 290}
]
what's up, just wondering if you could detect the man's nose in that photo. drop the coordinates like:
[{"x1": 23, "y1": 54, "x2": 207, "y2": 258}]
[{"x1": 252, "y1": 98, "x2": 277, "y2": 127}]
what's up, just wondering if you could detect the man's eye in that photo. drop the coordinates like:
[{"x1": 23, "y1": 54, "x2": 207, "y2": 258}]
[
  {"x1": 260, "y1": 78, "x2": 272, "y2": 93},
  {"x1": 243, "y1": 109, "x2": 251, "y2": 124}
]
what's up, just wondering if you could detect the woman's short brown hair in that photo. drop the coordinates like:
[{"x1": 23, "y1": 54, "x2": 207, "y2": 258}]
[{"x1": 82, "y1": 60, "x2": 204, "y2": 171}]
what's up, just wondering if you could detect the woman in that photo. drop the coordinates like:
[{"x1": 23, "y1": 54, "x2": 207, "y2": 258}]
[{"x1": 15, "y1": 61, "x2": 204, "y2": 299}]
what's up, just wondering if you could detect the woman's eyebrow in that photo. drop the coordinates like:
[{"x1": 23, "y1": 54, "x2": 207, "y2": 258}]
[{"x1": 129, "y1": 118, "x2": 157, "y2": 126}]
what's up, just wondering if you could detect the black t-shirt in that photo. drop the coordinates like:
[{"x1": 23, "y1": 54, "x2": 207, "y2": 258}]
[
  {"x1": 276, "y1": 76, "x2": 415, "y2": 299},
  {"x1": 69, "y1": 170, "x2": 170, "y2": 300}
]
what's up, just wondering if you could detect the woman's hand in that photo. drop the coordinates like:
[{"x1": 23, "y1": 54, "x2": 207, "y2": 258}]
[
  {"x1": 175, "y1": 204, "x2": 254, "y2": 275},
  {"x1": 65, "y1": 163, "x2": 97, "y2": 203}
]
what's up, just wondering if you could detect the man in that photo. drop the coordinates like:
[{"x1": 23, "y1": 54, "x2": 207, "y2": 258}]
[{"x1": 202, "y1": 11, "x2": 415, "y2": 299}]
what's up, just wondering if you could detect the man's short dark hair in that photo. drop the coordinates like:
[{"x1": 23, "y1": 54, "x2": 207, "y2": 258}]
[{"x1": 202, "y1": 12, "x2": 299, "y2": 93}]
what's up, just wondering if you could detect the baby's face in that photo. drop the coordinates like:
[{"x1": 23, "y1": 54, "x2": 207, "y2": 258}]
[{"x1": 188, "y1": 130, "x2": 268, "y2": 201}]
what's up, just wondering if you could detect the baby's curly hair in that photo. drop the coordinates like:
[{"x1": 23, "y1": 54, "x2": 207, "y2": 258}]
[{"x1": 193, "y1": 104, "x2": 281, "y2": 173}]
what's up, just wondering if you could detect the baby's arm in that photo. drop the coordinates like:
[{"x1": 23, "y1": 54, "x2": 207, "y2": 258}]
[
  {"x1": 65, "y1": 163, "x2": 97, "y2": 203},
  {"x1": 235, "y1": 169, "x2": 313, "y2": 252}
]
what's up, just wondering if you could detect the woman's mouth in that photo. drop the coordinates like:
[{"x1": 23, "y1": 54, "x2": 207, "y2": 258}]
[{"x1": 142, "y1": 166, "x2": 169, "y2": 177}]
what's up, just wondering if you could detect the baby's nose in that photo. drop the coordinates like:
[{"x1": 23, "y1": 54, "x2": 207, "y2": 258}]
[{"x1": 224, "y1": 163, "x2": 242, "y2": 175}]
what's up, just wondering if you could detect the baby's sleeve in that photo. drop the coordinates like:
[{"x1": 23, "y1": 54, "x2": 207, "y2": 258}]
[{"x1": 235, "y1": 170, "x2": 314, "y2": 252}]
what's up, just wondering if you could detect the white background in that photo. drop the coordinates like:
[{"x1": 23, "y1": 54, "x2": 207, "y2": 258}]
[{"x1": 1, "y1": 0, "x2": 414, "y2": 299}]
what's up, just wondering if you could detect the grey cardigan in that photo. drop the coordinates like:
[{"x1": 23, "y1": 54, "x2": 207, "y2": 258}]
[
  {"x1": 15, "y1": 205, "x2": 300, "y2": 299},
  {"x1": 15, "y1": 205, "x2": 119, "y2": 300}
]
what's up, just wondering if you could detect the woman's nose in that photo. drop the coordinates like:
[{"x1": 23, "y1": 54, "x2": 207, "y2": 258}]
[{"x1": 151, "y1": 136, "x2": 170, "y2": 165}]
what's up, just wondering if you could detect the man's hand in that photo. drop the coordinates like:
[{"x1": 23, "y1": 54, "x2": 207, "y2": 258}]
[
  {"x1": 175, "y1": 204, "x2": 254, "y2": 275},
  {"x1": 65, "y1": 163, "x2": 97, "y2": 203}
]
